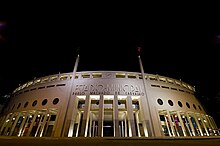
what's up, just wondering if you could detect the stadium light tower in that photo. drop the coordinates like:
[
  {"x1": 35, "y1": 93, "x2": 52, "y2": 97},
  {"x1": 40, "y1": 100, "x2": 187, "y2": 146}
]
[
  {"x1": 62, "y1": 49, "x2": 80, "y2": 137},
  {"x1": 137, "y1": 47, "x2": 155, "y2": 136}
]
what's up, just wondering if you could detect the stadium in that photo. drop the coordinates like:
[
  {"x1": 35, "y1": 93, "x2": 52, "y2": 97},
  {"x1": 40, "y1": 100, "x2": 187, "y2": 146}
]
[{"x1": 0, "y1": 55, "x2": 219, "y2": 138}]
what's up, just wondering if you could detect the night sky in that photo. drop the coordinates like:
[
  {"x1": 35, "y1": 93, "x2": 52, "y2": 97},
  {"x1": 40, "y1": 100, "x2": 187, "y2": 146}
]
[{"x1": 0, "y1": 3, "x2": 220, "y2": 123}]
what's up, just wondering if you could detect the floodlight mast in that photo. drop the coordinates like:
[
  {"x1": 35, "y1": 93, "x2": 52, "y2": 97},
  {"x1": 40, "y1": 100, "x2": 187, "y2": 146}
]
[
  {"x1": 137, "y1": 47, "x2": 155, "y2": 136},
  {"x1": 62, "y1": 53, "x2": 80, "y2": 137}
]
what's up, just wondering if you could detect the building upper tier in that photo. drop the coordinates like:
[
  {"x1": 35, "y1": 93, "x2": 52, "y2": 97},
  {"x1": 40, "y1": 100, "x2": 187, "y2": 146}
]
[{"x1": 12, "y1": 71, "x2": 195, "y2": 94}]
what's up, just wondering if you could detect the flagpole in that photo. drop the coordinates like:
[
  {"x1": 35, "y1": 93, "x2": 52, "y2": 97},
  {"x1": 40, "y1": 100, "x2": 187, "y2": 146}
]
[
  {"x1": 61, "y1": 52, "x2": 80, "y2": 137},
  {"x1": 137, "y1": 47, "x2": 155, "y2": 136}
]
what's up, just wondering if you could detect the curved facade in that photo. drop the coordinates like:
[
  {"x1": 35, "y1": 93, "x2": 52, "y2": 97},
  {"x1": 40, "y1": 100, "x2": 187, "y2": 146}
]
[{"x1": 0, "y1": 71, "x2": 219, "y2": 137}]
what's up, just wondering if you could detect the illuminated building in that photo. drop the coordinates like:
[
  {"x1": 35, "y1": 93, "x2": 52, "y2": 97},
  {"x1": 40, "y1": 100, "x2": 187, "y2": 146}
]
[{"x1": 0, "y1": 55, "x2": 219, "y2": 137}]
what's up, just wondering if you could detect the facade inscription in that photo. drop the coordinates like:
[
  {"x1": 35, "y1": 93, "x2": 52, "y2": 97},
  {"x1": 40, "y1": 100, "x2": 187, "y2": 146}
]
[{"x1": 72, "y1": 84, "x2": 144, "y2": 96}]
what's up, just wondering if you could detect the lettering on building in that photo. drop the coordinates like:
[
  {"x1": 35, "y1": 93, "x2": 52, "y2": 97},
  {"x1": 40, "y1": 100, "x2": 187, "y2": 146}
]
[{"x1": 72, "y1": 84, "x2": 144, "y2": 96}]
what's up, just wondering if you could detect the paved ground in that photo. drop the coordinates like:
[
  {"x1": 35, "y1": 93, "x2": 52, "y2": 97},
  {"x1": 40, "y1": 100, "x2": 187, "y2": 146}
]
[{"x1": 0, "y1": 136, "x2": 220, "y2": 146}]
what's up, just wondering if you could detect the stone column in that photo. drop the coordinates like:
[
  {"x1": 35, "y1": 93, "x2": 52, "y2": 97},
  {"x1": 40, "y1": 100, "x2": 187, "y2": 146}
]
[
  {"x1": 166, "y1": 111, "x2": 176, "y2": 136},
  {"x1": 27, "y1": 111, "x2": 38, "y2": 136},
  {"x1": 98, "y1": 95, "x2": 104, "y2": 137},
  {"x1": 79, "y1": 95, "x2": 91, "y2": 137},
  {"x1": 9, "y1": 113, "x2": 21, "y2": 136},
  {"x1": 126, "y1": 96, "x2": 136, "y2": 137},
  {"x1": 177, "y1": 111, "x2": 187, "y2": 136},
  {"x1": 113, "y1": 95, "x2": 120, "y2": 137}
]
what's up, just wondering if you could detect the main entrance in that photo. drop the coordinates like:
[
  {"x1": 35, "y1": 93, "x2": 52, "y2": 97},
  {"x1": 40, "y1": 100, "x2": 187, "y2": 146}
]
[{"x1": 69, "y1": 95, "x2": 147, "y2": 137}]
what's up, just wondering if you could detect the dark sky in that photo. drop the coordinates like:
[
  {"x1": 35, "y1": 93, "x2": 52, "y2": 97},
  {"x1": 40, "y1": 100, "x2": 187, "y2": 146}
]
[{"x1": 0, "y1": 3, "x2": 220, "y2": 103}]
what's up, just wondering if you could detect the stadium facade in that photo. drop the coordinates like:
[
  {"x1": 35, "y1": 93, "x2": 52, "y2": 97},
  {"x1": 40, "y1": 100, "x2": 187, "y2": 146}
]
[{"x1": 0, "y1": 55, "x2": 219, "y2": 138}]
